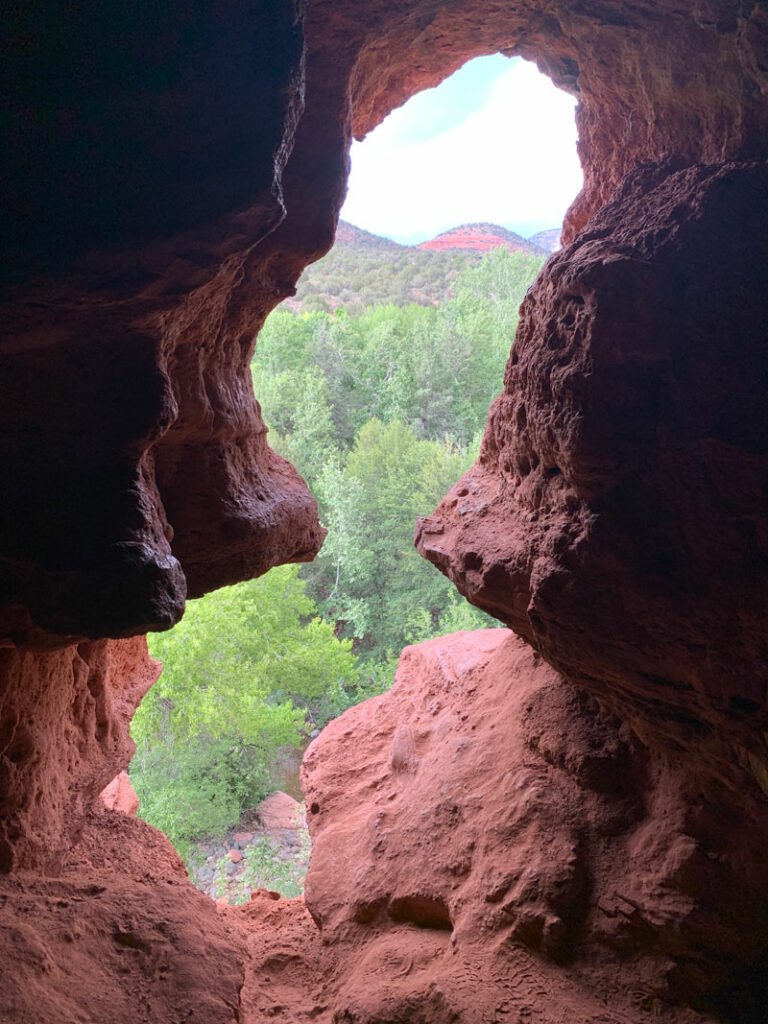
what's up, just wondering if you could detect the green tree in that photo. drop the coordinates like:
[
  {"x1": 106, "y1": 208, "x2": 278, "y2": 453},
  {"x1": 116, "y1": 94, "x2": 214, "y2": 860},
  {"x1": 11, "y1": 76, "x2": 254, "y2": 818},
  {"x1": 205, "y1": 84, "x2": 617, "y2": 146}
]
[
  {"x1": 304, "y1": 420, "x2": 494, "y2": 665},
  {"x1": 130, "y1": 565, "x2": 358, "y2": 852}
]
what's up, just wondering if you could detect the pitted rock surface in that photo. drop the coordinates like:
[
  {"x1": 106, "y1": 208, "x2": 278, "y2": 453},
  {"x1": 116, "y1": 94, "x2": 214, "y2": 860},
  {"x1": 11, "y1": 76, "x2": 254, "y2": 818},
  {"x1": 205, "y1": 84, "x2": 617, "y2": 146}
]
[{"x1": 418, "y1": 159, "x2": 768, "y2": 795}]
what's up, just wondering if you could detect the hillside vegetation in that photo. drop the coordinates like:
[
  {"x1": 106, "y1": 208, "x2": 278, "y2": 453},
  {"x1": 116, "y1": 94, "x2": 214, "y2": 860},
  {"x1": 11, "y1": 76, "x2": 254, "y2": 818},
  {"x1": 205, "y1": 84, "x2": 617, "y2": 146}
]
[
  {"x1": 256, "y1": 241, "x2": 546, "y2": 669},
  {"x1": 287, "y1": 219, "x2": 550, "y2": 313}
]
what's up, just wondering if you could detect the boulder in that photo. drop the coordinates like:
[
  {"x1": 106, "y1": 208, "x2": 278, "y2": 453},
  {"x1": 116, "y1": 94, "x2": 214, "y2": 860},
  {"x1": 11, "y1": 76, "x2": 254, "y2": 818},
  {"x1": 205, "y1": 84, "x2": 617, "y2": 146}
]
[
  {"x1": 98, "y1": 772, "x2": 140, "y2": 818},
  {"x1": 257, "y1": 792, "x2": 304, "y2": 831}
]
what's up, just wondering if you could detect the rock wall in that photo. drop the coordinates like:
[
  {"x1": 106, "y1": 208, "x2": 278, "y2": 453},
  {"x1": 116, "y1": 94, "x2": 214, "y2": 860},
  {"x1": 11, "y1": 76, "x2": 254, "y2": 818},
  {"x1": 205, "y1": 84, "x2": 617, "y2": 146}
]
[
  {"x1": 5, "y1": 631, "x2": 767, "y2": 1022},
  {"x1": 299, "y1": 631, "x2": 758, "y2": 1021},
  {"x1": 416, "y1": 158, "x2": 768, "y2": 796},
  {"x1": 2, "y1": 0, "x2": 768, "y2": 1021},
  {"x1": 0, "y1": 807, "x2": 246, "y2": 1024},
  {"x1": 3, "y1": 0, "x2": 768, "y2": 642},
  {"x1": 0, "y1": 0, "x2": 324, "y2": 645},
  {"x1": 0, "y1": 638, "x2": 157, "y2": 873}
]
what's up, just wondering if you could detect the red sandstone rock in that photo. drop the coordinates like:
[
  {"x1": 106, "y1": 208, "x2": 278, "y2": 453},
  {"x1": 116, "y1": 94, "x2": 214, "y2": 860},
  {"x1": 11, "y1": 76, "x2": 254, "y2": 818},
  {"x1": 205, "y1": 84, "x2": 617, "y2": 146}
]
[
  {"x1": 417, "y1": 223, "x2": 545, "y2": 255},
  {"x1": 236, "y1": 893, "x2": 327, "y2": 1022},
  {"x1": 2, "y1": 2, "x2": 768, "y2": 1022},
  {"x1": 1, "y1": 630, "x2": 763, "y2": 1022},
  {"x1": 0, "y1": 809, "x2": 245, "y2": 1024},
  {"x1": 4, "y1": 0, "x2": 768, "y2": 641},
  {"x1": 417, "y1": 159, "x2": 768, "y2": 797},
  {"x1": 257, "y1": 791, "x2": 304, "y2": 831},
  {"x1": 295, "y1": 631, "x2": 731, "y2": 1020},
  {"x1": 0, "y1": 3, "x2": 322, "y2": 644},
  {"x1": 0, "y1": 637, "x2": 158, "y2": 872},
  {"x1": 98, "y1": 772, "x2": 140, "y2": 818},
  {"x1": 229, "y1": 848, "x2": 243, "y2": 864}
]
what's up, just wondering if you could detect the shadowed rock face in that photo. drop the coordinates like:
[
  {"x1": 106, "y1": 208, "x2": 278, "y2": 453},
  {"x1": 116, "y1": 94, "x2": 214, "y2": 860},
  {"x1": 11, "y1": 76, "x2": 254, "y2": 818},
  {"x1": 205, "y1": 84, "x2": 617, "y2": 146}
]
[
  {"x1": 2, "y1": 0, "x2": 768, "y2": 1021},
  {"x1": 0, "y1": 0, "x2": 324, "y2": 645},
  {"x1": 2, "y1": 0, "x2": 768, "y2": 642}
]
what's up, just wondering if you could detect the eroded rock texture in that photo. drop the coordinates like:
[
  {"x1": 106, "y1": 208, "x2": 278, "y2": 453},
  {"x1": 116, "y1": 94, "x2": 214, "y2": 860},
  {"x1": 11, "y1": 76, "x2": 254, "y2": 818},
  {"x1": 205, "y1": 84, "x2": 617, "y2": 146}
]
[
  {"x1": 2, "y1": 0, "x2": 768, "y2": 1022},
  {"x1": 99, "y1": 772, "x2": 140, "y2": 818},
  {"x1": 7, "y1": 631, "x2": 766, "y2": 1022},
  {"x1": 0, "y1": 809, "x2": 246, "y2": 1024},
  {"x1": 0, "y1": 0, "x2": 324, "y2": 645},
  {"x1": 417, "y1": 158, "x2": 768, "y2": 795},
  {"x1": 0, "y1": 638, "x2": 157, "y2": 873},
  {"x1": 299, "y1": 632, "x2": 768, "y2": 1022},
  {"x1": 3, "y1": 0, "x2": 768, "y2": 642}
]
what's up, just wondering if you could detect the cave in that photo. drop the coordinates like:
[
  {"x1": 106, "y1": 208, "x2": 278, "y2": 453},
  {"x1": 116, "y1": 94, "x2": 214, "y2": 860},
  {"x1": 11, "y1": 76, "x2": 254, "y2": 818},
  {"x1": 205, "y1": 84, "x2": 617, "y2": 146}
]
[{"x1": 1, "y1": 2, "x2": 768, "y2": 1022}]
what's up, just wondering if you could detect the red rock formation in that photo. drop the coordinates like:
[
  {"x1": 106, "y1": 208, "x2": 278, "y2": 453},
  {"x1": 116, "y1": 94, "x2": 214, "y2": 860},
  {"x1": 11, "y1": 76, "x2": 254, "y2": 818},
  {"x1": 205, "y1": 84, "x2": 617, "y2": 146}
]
[
  {"x1": 0, "y1": 808, "x2": 246, "y2": 1024},
  {"x1": 417, "y1": 159, "x2": 768, "y2": 794},
  {"x1": 1, "y1": 631, "x2": 740, "y2": 1023},
  {"x1": 257, "y1": 791, "x2": 304, "y2": 831},
  {"x1": 299, "y1": 631, "x2": 768, "y2": 1021},
  {"x1": 0, "y1": 637, "x2": 158, "y2": 873},
  {"x1": 0, "y1": 0, "x2": 324, "y2": 645},
  {"x1": 418, "y1": 223, "x2": 546, "y2": 254},
  {"x1": 99, "y1": 772, "x2": 140, "y2": 818},
  {"x1": 2, "y1": 0, "x2": 768, "y2": 1022},
  {"x1": 3, "y1": 0, "x2": 768, "y2": 641}
]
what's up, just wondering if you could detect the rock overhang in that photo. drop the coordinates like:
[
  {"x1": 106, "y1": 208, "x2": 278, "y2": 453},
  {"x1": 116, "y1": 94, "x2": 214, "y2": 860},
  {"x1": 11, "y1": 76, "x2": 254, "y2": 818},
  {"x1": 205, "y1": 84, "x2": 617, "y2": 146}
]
[{"x1": 1, "y1": 1, "x2": 768, "y2": 1020}]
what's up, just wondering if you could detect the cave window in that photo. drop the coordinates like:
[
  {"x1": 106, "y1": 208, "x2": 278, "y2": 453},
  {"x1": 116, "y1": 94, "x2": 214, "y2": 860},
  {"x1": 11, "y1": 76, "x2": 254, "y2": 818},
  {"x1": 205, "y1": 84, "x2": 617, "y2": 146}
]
[{"x1": 128, "y1": 54, "x2": 581, "y2": 904}]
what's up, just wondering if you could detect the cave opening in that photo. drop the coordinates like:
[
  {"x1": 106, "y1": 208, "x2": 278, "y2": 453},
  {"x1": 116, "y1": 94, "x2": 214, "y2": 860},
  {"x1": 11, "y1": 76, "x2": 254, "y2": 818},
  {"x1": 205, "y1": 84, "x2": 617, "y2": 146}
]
[
  {"x1": 127, "y1": 53, "x2": 583, "y2": 906},
  {"x1": 4, "y1": 2, "x2": 768, "y2": 1020}
]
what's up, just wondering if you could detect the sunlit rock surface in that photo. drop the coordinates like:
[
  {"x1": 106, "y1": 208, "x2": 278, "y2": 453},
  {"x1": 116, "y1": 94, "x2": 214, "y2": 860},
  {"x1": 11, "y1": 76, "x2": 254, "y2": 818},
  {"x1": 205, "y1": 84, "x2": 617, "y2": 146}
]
[
  {"x1": 99, "y1": 772, "x2": 140, "y2": 818},
  {"x1": 298, "y1": 631, "x2": 766, "y2": 1021}
]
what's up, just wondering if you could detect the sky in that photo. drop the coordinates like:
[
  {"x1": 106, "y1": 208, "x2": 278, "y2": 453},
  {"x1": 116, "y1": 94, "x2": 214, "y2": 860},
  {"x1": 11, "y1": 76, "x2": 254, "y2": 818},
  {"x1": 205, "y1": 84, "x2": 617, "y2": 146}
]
[{"x1": 340, "y1": 55, "x2": 583, "y2": 244}]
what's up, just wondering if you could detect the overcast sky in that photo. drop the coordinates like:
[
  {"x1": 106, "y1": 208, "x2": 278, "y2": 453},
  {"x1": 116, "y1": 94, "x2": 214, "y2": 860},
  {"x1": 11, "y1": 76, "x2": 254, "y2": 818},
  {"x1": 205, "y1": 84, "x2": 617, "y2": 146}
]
[{"x1": 340, "y1": 56, "x2": 583, "y2": 244}]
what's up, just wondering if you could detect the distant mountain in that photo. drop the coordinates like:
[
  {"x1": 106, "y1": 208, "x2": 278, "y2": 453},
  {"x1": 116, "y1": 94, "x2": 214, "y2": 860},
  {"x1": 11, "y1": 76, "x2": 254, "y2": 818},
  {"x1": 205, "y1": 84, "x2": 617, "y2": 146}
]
[
  {"x1": 334, "y1": 221, "x2": 404, "y2": 252},
  {"x1": 418, "y1": 223, "x2": 548, "y2": 256},
  {"x1": 283, "y1": 221, "x2": 550, "y2": 314},
  {"x1": 529, "y1": 228, "x2": 561, "y2": 253}
]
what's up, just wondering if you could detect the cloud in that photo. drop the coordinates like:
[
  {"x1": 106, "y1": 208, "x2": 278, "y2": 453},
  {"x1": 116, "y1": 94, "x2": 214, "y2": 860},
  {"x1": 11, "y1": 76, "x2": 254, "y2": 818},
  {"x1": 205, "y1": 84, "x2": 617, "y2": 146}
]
[
  {"x1": 383, "y1": 53, "x2": 515, "y2": 147},
  {"x1": 340, "y1": 57, "x2": 583, "y2": 242}
]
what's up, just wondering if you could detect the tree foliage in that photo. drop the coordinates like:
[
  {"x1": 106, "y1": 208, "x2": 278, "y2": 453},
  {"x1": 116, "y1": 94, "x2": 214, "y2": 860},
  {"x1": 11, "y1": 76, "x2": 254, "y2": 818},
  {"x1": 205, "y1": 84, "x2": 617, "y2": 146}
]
[
  {"x1": 252, "y1": 248, "x2": 545, "y2": 667},
  {"x1": 130, "y1": 566, "x2": 358, "y2": 850}
]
